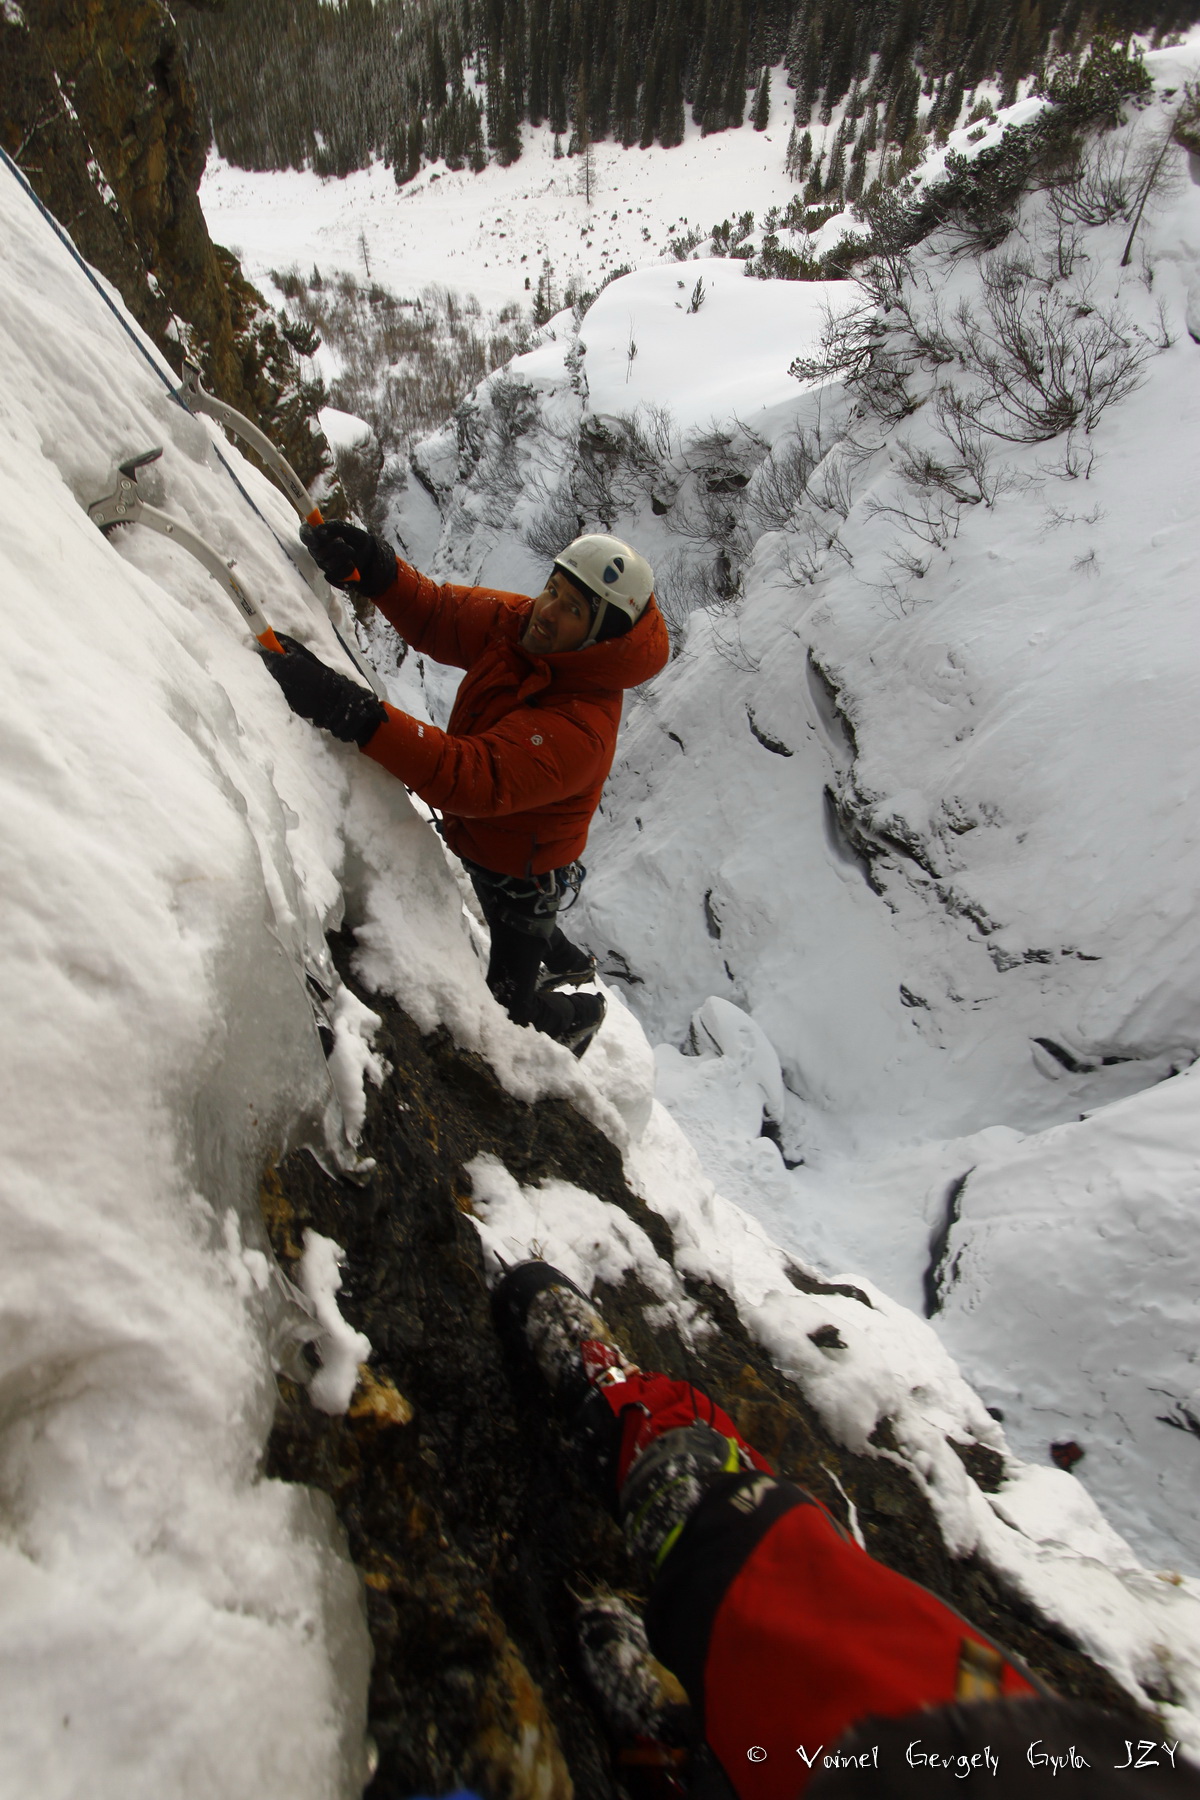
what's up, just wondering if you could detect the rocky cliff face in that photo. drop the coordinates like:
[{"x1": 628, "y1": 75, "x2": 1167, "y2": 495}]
[
  {"x1": 270, "y1": 949, "x2": 1146, "y2": 1800},
  {"x1": 0, "y1": 0, "x2": 328, "y2": 484}
]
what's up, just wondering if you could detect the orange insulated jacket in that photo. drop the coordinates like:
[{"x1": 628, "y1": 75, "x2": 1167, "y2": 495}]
[{"x1": 363, "y1": 560, "x2": 670, "y2": 876}]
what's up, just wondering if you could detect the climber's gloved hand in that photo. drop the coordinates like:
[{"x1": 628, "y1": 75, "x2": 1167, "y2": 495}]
[
  {"x1": 263, "y1": 633, "x2": 388, "y2": 747},
  {"x1": 299, "y1": 519, "x2": 397, "y2": 600}
]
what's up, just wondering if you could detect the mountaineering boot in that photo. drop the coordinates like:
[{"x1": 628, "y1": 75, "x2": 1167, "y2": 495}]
[
  {"x1": 492, "y1": 1261, "x2": 638, "y2": 1410},
  {"x1": 619, "y1": 1422, "x2": 750, "y2": 1566},
  {"x1": 537, "y1": 929, "x2": 598, "y2": 993},
  {"x1": 537, "y1": 953, "x2": 599, "y2": 993},
  {"x1": 577, "y1": 1592, "x2": 687, "y2": 1738},
  {"x1": 576, "y1": 1592, "x2": 694, "y2": 1797},
  {"x1": 556, "y1": 990, "x2": 606, "y2": 1058}
]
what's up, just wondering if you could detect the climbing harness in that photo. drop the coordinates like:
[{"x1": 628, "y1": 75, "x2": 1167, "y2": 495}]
[{"x1": 463, "y1": 859, "x2": 586, "y2": 936}]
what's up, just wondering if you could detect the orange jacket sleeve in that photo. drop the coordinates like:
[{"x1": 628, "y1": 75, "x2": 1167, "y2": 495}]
[
  {"x1": 373, "y1": 562, "x2": 525, "y2": 669},
  {"x1": 361, "y1": 698, "x2": 611, "y2": 818}
]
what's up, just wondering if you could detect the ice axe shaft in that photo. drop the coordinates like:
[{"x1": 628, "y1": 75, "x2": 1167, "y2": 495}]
[
  {"x1": 88, "y1": 449, "x2": 284, "y2": 653},
  {"x1": 177, "y1": 359, "x2": 359, "y2": 580},
  {"x1": 176, "y1": 361, "x2": 386, "y2": 698}
]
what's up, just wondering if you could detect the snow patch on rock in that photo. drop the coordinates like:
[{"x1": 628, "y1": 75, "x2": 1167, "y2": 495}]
[{"x1": 298, "y1": 1230, "x2": 373, "y2": 1415}]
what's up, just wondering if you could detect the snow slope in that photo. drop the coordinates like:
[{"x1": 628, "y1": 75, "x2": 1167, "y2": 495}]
[
  {"x1": 576, "y1": 58, "x2": 1200, "y2": 1576},
  {"x1": 578, "y1": 258, "x2": 849, "y2": 432},
  {"x1": 380, "y1": 48, "x2": 1200, "y2": 1585}
]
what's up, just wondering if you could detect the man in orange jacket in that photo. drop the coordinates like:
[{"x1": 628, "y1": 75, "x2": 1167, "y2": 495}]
[{"x1": 265, "y1": 522, "x2": 670, "y2": 1055}]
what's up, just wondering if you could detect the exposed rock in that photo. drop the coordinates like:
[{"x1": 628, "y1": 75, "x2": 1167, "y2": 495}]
[{"x1": 267, "y1": 945, "x2": 1152, "y2": 1797}]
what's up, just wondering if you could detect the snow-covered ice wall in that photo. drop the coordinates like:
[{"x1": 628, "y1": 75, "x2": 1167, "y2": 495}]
[
  {"x1": 0, "y1": 152, "x2": 663, "y2": 1796},
  {"x1": 0, "y1": 161, "x2": 381, "y2": 1799}
]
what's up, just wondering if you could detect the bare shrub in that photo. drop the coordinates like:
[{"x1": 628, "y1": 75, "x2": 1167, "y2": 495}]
[
  {"x1": 790, "y1": 279, "x2": 941, "y2": 428},
  {"x1": 865, "y1": 487, "x2": 959, "y2": 548},
  {"x1": 1042, "y1": 192, "x2": 1087, "y2": 280},
  {"x1": 604, "y1": 411, "x2": 678, "y2": 513},
  {"x1": 642, "y1": 402, "x2": 677, "y2": 461},
  {"x1": 268, "y1": 266, "x2": 533, "y2": 520},
  {"x1": 1120, "y1": 122, "x2": 1186, "y2": 267},
  {"x1": 652, "y1": 550, "x2": 706, "y2": 643},
  {"x1": 874, "y1": 542, "x2": 933, "y2": 616},
  {"x1": 789, "y1": 298, "x2": 880, "y2": 387},
  {"x1": 807, "y1": 450, "x2": 858, "y2": 521},
  {"x1": 1172, "y1": 82, "x2": 1200, "y2": 156},
  {"x1": 1042, "y1": 431, "x2": 1096, "y2": 480},
  {"x1": 745, "y1": 429, "x2": 825, "y2": 532},
  {"x1": 653, "y1": 549, "x2": 739, "y2": 646},
  {"x1": 333, "y1": 433, "x2": 386, "y2": 533},
  {"x1": 948, "y1": 254, "x2": 1153, "y2": 442},
  {"x1": 861, "y1": 213, "x2": 921, "y2": 301},
  {"x1": 858, "y1": 353, "x2": 924, "y2": 423},
  {"x1": 466, "y1": 375, "x2": 541, "y2": 529},
  {"x1": 571, "y1": 416, "x2": 620, "y2": 528},
  {"x1": 922, "y1": 397, "x2": 1014, "y2": 506},
  {"x1": 522, "y1": 474, "x2": 582, "y2": 560},
  {"x1": 488, "y1": 373, "x2": 539, "y2": 450},
  {"x1": 778, "y1": 510, "x2": 855, "y2": 586},
  {"x1": 682, "y1": 422, "x2": 769, "y2": 487},
  {"x1": 1048, "y1": 137, "x2": 1135, "y2": 228}
]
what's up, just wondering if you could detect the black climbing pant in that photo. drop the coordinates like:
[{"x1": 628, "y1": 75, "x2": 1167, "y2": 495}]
[{"x1": 464, "y1": 861, "x2": 587, "y2": 1037}]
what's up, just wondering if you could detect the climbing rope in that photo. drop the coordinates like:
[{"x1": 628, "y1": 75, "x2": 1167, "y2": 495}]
[{"x1": 0, "y1": 143, "x2": 337, "y2": 589}]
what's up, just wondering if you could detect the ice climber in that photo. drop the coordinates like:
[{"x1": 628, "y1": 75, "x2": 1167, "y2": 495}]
[
  {"x1": 491, "y1": 1260, "x2": 1200, "y2": 1800},
  {"x1": 264, "y1": 521, "x2": 668, "y2": 1056}
]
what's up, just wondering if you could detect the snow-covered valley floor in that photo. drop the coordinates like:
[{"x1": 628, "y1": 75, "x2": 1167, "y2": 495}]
[
  {"x1": 202, "y1": 68, "x2": 806, "y2": 317},
  {"x1": 2, "y1": 35, "x2": 1199, "y2": 1797}
]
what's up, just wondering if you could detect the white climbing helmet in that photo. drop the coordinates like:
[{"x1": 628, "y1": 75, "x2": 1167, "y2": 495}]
[{"x1": 554, "y1": 534, "x2": 655, "y2": 646}]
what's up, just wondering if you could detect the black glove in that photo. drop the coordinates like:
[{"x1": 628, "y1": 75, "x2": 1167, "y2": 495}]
[
  {"x1": 263, "y1": 633, "x2": 388, "y2": 747},
  {"x1": 299, "y1": 520, "x2": 397, "y2": 600}
]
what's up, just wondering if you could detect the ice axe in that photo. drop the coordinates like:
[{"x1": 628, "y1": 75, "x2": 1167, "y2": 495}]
[
  {"x1": 176, "y1": 358, "x2": 360, "y2": 582},
  {"x1": 176, "y1": 359, "x2": 386, "y2": 696},
  {"x1": 87, "y1": 447, "x2": 286, "y2": 654}
]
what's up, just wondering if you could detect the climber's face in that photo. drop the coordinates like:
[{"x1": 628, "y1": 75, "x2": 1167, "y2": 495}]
[{"x1": 522, "y1": 570, "x2": 594, "y2": 654}]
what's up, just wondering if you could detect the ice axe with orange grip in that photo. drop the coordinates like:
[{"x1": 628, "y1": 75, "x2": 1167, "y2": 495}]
[
  {"x1": 176, "y1": 360, "x2": 387, "y2": 696},
  {"x1": 176, "y1": 359, "x2": 360, "y2": 581}
]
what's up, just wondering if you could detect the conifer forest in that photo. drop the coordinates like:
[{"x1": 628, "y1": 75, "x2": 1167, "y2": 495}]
[{"x1": 179, "y1": 0, "x2": 1199, "y2": 207}]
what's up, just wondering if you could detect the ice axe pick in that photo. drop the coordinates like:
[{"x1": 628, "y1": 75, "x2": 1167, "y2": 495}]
[{"x1": 87, "y1": 447, "x2": 286, "y2": 654}]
